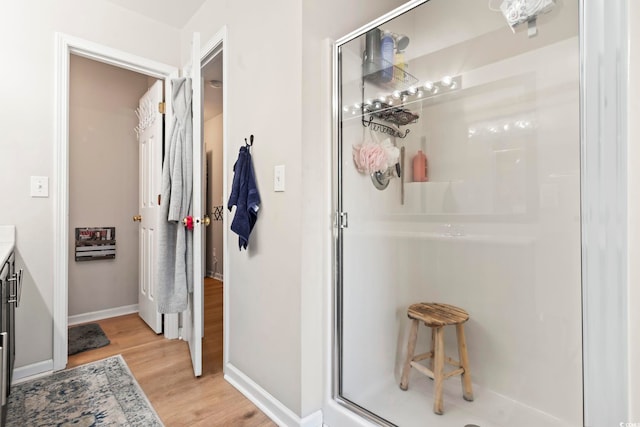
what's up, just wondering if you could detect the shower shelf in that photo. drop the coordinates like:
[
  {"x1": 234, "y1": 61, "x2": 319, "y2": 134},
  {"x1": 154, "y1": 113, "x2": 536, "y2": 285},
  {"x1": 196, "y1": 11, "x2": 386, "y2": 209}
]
[
  {"x1": 363, "y1": 58, "x2": 418, "y2": 92},
  {"x1": 362, "y1": 115, "x2": 410, "y2": 139},
  {"x1": 360, "y1": 101, "x2": 419, "y2": 139},
  {"x1": 364, "y1": 101, "x2": 419, "y2": 126},
  {"x1": 360, "y1": 59, "x2": 421, "y2": 139}
]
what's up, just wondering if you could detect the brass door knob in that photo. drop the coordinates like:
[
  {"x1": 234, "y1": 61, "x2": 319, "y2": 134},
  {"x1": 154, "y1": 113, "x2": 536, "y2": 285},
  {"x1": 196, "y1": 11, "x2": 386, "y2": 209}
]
[
  {"x1": 133, "y1": 215, "x2": 142, "y2": 222},
  {"x1": 202, "y1": 216, "x2": 211, "y2": 226}
]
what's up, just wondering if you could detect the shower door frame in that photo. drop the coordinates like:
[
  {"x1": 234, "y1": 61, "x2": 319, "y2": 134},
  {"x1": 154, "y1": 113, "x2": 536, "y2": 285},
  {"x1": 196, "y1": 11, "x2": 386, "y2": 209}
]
[{"x1": 330, "y1": 0, "x2": 630, "y2": 426}]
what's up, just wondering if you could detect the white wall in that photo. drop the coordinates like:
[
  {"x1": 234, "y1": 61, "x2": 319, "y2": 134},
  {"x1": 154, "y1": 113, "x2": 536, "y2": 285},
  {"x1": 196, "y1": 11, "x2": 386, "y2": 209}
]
[
  {"x1": 204, "y1": 114, "x2": 223, "y2": 278},
  {"x1": 0, "y1": 0, "x2": 180, "y2": 367},
  {"x1": 68, "y1": 55, "x2": 150, "y2": 316},
  {"x1": 339, "y1": 53, "x2": 581, "y2": 427}
]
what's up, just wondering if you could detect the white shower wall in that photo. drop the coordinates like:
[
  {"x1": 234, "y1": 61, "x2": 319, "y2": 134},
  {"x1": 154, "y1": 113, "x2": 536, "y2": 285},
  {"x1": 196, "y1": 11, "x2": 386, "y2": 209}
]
[{"x1": 339, "y1": 1, "x2": 581, "y2": 426}]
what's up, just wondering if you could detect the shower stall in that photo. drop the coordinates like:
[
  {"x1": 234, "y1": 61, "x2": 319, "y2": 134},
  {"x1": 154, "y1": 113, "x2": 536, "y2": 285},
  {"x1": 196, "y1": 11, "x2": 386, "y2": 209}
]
[{"x1": 333, "y1": 1, "x2": 587, "y2": 426}]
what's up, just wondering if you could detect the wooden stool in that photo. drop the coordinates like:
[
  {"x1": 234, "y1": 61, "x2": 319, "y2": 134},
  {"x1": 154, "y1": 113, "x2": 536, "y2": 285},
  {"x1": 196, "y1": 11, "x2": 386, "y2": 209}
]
[{"x1": 399, "y1": 302, "x2": 474, "y2": 415}]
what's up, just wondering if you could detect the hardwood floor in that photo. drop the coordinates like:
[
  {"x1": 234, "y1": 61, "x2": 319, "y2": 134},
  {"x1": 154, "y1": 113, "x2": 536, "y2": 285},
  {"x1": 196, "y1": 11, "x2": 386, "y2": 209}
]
[{"x1": 68, "y1": 278, "x2": 276, "y2": 427}]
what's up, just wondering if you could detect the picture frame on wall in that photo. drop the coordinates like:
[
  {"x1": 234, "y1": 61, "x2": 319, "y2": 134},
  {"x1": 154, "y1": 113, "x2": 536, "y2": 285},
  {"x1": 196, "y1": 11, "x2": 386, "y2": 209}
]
[{"x1": 74, "y1": 227, "x2": 116, "y2": 261}]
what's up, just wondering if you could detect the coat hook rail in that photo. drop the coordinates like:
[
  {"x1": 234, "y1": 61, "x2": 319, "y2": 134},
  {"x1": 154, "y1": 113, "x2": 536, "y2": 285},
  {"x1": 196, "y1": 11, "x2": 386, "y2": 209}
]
[{"x1": 245, "y1": 134, "x2": 254, "y2": 147}]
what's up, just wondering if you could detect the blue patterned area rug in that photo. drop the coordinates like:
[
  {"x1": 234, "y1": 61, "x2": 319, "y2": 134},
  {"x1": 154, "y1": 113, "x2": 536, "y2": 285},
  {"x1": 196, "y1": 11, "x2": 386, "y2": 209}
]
[{"x1": 7, "y1": 355, "x2": 163, "y2": 426}]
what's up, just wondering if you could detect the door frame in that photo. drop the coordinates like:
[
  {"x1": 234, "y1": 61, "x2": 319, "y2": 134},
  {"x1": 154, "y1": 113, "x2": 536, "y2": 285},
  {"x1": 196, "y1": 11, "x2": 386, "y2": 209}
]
[
  {"x1": 53, "y1": 33, "x2": 179, "y2": 371},
  {"x1": 197, "y1": 27, "x2": 230, "y2": 369}
]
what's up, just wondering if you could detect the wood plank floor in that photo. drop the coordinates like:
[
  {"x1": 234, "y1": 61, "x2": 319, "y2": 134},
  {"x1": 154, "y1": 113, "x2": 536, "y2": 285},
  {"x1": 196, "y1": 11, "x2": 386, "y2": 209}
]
[{"x1": 68, "y1": 278, "x2": 276, "y2": 427}]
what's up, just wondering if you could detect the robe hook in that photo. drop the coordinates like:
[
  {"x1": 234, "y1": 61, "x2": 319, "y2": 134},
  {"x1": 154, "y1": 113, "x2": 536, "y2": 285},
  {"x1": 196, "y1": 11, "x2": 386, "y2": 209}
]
[{"x1": 245, "y1": 134, "x2": 254, "y2": 147}]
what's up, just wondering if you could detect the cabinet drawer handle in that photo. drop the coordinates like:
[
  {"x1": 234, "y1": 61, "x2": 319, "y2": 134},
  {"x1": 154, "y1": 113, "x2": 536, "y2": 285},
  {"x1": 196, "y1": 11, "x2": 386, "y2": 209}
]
[
  {"x1": 8, "y1": 270, "x2": 22, "y2": 307},
  {"x1": 0, "y1": 332, "x2": 7, "y2": 407}
]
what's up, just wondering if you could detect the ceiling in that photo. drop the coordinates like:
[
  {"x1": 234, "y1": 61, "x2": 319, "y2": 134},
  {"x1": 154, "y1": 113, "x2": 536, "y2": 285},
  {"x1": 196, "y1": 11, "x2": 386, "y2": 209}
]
[
  {"x1": 202, "y1": 54, "x2": 223, "y2": 121},
  {"x1": 104, "y1": 0, "x2": 207, "y2": 29},
  {"x1": 103, "y1": 0, "x2": 223, "y2": 120}
]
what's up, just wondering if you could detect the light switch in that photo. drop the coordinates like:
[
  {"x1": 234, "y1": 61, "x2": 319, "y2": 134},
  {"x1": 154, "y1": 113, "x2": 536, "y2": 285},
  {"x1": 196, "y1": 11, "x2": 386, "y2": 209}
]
[
  {"x1": 274, "y1": 165, "x2": 285, "y2": 192},
  {"x1": 31, "y1": 176, "x2": 49, "y2": 198}
]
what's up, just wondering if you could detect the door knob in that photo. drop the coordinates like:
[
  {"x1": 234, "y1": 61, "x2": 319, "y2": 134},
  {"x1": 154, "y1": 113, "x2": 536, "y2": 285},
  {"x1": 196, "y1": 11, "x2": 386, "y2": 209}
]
[
  {"x1": 202, "y1": 216, "x2": 211, "y2": 226},
  {"x1": 133, "y1": 215, "x2": 142, "y2": 222}
]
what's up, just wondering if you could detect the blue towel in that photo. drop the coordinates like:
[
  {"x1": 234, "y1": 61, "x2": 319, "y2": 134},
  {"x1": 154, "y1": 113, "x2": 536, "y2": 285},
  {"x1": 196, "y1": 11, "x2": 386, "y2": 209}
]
[{"x1": 228, "y1": 146, "x2": 261, "y2": 250}]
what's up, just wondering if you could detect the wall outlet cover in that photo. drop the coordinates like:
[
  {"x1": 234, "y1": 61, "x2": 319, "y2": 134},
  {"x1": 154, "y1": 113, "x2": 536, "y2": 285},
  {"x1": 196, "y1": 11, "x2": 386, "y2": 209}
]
[{"x1": 30, "y1": 176, "x2": 49, "y2": 198}]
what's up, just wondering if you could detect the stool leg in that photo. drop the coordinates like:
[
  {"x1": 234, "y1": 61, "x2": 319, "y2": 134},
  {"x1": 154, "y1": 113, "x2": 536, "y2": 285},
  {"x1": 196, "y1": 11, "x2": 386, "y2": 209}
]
[
  {"x1": 400, "y1": 319, "x2": 419, "y2": 391},
  {"x1": 430, "y1": 326, "x2": 436, "y2": 371},
  {"x1": 432, "y1": 326, "x2": 445, "y2": 415},
  {"x1": 456, "y1": 323, "x2": 474, "y2": 401}
]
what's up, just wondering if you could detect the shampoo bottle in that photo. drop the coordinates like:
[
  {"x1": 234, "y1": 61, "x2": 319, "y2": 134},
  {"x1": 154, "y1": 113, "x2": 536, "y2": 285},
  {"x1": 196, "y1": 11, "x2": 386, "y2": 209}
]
[
  {"x1": 394, "y1": 49, "x2": 405, "y2": 82},
  {"x1": 412, "y1": 150, "x2": 428, "y2": 182}
]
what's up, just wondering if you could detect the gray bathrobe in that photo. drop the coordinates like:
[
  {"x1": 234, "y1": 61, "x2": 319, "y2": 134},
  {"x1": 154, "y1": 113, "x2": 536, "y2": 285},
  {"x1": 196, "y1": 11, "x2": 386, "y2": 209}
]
[{"x1": 157, "y1": 78, "x2": 193, "y2": 313}]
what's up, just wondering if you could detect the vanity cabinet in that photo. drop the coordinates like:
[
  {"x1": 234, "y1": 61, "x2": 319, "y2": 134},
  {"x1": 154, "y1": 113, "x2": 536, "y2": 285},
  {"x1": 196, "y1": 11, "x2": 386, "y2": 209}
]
[{"x1": 0, "y1": 227, "x2": 20, "y2": 427}]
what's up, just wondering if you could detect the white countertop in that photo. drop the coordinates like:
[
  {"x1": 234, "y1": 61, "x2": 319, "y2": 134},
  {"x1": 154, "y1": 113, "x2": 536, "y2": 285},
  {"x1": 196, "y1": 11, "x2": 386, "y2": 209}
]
[{"x1": 0, "y1": 226, "x2": 15, "y2": 266}]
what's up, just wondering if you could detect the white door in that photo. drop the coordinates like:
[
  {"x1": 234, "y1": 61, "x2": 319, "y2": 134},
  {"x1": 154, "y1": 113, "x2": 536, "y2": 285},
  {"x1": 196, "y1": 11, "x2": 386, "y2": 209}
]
[
  {"x1": 185, "y1": 32, "x2": 204, "y2": 377},
  {"x1": 137, "y1": 81, "x2": 164, "y2": 334}
]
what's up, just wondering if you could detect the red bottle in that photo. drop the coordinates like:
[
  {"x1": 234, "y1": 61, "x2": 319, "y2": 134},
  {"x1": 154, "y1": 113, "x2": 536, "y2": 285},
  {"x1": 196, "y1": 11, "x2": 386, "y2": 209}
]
[{"x1": 413, "y1": 150, "x2": 428, "y2": 182}]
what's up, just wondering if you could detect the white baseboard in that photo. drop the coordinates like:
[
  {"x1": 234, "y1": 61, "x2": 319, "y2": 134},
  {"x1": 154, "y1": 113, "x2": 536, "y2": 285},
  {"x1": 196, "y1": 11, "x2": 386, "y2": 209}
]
[
  {"x1": 12, "y1": 359, "x2": 54, "y2": 383},
  {"x1": 300, "y1": 410, "x2": 323, "y2": 427},
  {"x1": 224, "y1": 363, "x2": 323, "y2": 427},
  {"x1": 322, "y1": 399, "x2": 380, "y2": 427},
  {"x1": 68, "y1": 304, "x2": 138, "y2": 326},
  {"x1": 206, "y1": 271, "x2": 224, "y2": 281}
]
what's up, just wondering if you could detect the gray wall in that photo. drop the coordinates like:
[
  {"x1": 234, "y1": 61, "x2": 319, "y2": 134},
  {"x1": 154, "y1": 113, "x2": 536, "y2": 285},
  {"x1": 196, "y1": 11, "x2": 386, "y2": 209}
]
[
  {"x1": 68, "y1": 55, "x2": 150, "y2": 317},
  {"x1": 183, "y1": 1, "x2": 304, "y2": 414},
  {"x1": 0, "y1": 0, "x2": 180, "y2": 368},
  {"x1": 182, "y1": 0, "x2": 407, "y2": 418}
]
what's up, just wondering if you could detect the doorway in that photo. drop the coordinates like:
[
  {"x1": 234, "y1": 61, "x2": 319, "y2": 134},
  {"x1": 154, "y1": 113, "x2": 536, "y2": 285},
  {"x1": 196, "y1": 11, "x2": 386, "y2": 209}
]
[
  {"x1": 54, "y1": 31, "x2": 230, "y2": 379},
  {"x1": 64, "y1": 41, "x2": 224, "y2": 371},
  {"x1": 53, "y1": 33, "x2": 179, "y2": 371},
  {"x1": 65, "y1": 48, "x2": 223, "y2": 370},
  {"x1": 67, "y1": 54, "x2": 156, "y2": 331},
  {"x1": 201, "y1": 44, "x2": 225, "y2": 374}
]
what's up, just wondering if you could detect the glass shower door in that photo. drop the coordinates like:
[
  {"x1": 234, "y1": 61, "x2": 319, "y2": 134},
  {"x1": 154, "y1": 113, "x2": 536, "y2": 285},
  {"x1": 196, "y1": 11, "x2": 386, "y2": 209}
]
[{"x1": 335, "y1": 1, "x2": 582, "y2": 426}]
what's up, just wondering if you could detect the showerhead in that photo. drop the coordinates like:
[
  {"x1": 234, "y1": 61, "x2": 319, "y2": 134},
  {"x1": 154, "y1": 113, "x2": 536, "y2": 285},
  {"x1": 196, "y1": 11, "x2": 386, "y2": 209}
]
[{"x1": 394, "y1": 33, "x2": 410, "y2": 51}]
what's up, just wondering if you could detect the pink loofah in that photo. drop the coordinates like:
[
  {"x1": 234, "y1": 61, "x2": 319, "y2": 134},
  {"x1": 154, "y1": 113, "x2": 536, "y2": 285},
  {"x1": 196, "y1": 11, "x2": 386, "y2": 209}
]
[{"x1": 352, "y1": 143, "x2": 389, "y2": 174}]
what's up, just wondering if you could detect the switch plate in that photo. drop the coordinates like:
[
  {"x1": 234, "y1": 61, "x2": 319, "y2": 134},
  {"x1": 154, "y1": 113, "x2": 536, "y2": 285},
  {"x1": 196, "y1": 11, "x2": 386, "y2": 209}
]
[
  {"x1": 31, "y1": 176, "x2": 49, "y2": 198},
  {"x1": 274, "y1": 165, "x2": 285, "y2": 192}
]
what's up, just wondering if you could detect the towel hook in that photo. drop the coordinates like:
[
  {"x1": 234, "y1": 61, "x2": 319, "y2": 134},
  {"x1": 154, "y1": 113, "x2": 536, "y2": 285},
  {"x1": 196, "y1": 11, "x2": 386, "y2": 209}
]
[{"x1": 245, "y1": 134, "x2": 254, "y2": 147}]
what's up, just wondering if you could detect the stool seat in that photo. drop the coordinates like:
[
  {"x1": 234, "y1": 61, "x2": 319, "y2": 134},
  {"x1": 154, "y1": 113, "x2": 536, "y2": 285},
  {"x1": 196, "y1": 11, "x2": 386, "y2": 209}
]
[
  {"x1": 408, "y1": 303, "x2": 469, "y2": 327},
  {"x1": 400, "y1": 302, "x2": 473, "y2": 415}
]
